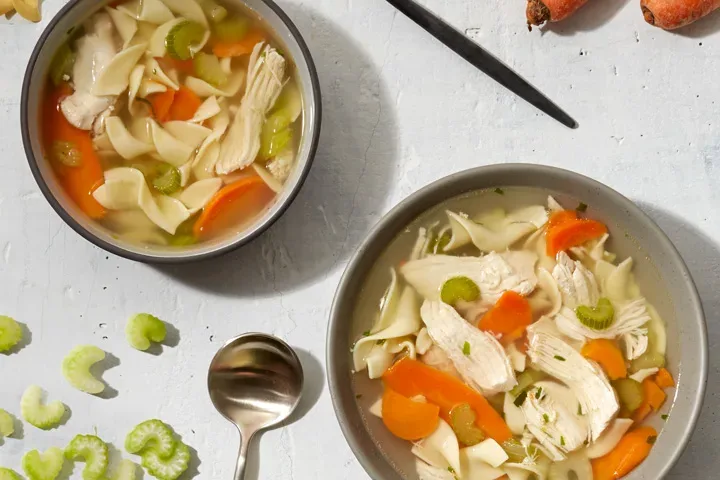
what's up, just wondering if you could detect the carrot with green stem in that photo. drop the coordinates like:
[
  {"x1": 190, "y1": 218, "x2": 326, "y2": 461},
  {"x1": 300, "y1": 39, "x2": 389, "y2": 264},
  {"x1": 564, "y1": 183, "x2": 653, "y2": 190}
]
[{"x1": 641, "y1": 0, "x2": 720, "y2": 29}]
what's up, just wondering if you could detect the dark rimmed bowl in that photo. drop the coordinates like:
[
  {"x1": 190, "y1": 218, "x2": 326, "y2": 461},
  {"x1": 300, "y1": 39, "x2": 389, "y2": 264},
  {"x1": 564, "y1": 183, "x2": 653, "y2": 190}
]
[
  {"x1": 22, "y1": 0, "x2": 321, "y2": 263},
  {"x1": 327, "y1": 164, "x2": 707, "y2": 479}
]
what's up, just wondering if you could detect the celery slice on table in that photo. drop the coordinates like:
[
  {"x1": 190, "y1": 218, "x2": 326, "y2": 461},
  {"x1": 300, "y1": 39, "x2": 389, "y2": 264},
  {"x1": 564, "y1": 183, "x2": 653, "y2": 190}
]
[
  {"x1": 22, "y1": 447, "x2": 65, "y2": 480},
  {"x1": 20, "y1": 386, "x2": 65, "y2": 430},
  {"x1": 106, "y1": 459, "x2": 138, "y2": 480},
  {"x1": 125, "y1": 420, "x2": 176, "y2": 458},
  {"x1": 0, "y1": 468, "x2": 22, "y2": 480},
  {"x1": 62, "y1": 345, "x2": 106, "y2": 394},
  {"x1": 126, "y1": 314, "x2": 167, "y2": 351},
  {"x1": 0, "y1": 409, "x2": 14, "y2": 437},
  {"x1": 166, "y1": 21, "x2": 206, "y2": 60},
  {"x1": 65, "y1": 434, "x2": 109, "y2": 480},
  {"x1": 0, "y1": 315, "x2": 22, "y2": 352},
  {"x1": 141, "y1": 442, "x2": 189, "y2": 480}
]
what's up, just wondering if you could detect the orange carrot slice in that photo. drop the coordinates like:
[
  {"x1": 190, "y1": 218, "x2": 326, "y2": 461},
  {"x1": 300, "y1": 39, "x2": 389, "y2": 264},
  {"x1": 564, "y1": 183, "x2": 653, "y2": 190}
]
[
  {"x1": 383, "y1": 357, "x2": 512, "y2": 443},
  {"x1": 212, "y1": 29, "x2": 266, "y2": 58},
  {"x1": 591, "y1": 426, "x2": 657, "y2": 480},
  {"x1": 632, "y1": 402, "x2": 652, "y2": 423},
  {"x1": 167, "y1": 86, "x2": 202, "y2": 122},
  {"x1": 546, "y1": 217, "x2": 608, "y2": 256},
  {"x1": 478, "y1": 291, "x2": 532, "y2": 343},
  {"x1": 43, "y1": 83, "x2": 106, "y2": 219},
  {"x1": 581, "y1": 339, "x2": 627, "y2": 380},
  {"x1": 381, "y1": 388, "x2": 440, "y2": 440},
  {"x1": 655, "y1": 368, "x2": 675, "y2": 389},
  {"x1": 147, "y1": 89, "x2": 176, "y2": 123},
  {"x1": 642, "y1": 377, "x2": 666, "y2": 411},
  {"x1": 548, "y1": 209, "x2": 578, "y2": 229},
  {"x1": 193, "y1": 174, "x2": 274, "y2": 238}
]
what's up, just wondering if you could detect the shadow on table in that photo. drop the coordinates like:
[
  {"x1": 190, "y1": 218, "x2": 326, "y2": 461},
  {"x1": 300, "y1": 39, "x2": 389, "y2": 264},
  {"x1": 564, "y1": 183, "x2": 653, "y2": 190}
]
[
  {"x1": 637, "y1": 202, "x2": 720, "y2": 475},
  {"x1": 157, "y1": 5, "x2": 399, "y2": 298},
  {"x1": 542, "y1": 0, "x2": 629, "y2": 36}
]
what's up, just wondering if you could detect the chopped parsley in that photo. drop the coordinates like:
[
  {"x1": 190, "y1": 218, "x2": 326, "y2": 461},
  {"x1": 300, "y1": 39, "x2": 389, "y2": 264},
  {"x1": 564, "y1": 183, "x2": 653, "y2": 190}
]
[
  {"x1": 647, "y1": 435, "x2": 657, "y2": 445},
  {"x1": 376, "y1": 339, "x2": 386, "y2": 346},
  {"x1": 514, "y1": 391, "x2": 528, "y2": 407},
  {"x1": 560, "y1": 436, "x2": 566, "y2": 446},
  {"x1": 355, "y1": 394, "x2": 363, "y2": 399},
  {"x1": 554, "y1": 355, "x2": 566, "y2": 361},
  {"x1": 447, "y1": 466, "x2": 456, "y2": 474},
  {"x1": 576, "y1": 202, "x2": 588, "y2": 213},
  {"x1": 536, "y1": 386, "x2": 543, "y2": 398},
  {"x1": 661, "y1": 414, "x2": 669, "y2": 421},
  {"x1": 494, "y1": 187, "x2": 505, "y2": 195},
  {"x1": 362, "y1": 330, "x2": 371, "y2": 337},
  {"x1": 578, "y1": 404, "x2": 583, "y2": 416},
  {"x1": 462, "y1": 341, "x2": 471, "y2": 356},
  {"x1": 543, "y1": 413, "x2": 550, "y2": 424}
]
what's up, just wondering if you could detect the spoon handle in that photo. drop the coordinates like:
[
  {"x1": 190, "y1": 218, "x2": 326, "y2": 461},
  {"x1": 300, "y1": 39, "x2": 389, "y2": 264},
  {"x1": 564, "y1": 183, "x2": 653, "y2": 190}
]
[{"x1": 233, "y1": 432, "x2": 252, "y2": 480}]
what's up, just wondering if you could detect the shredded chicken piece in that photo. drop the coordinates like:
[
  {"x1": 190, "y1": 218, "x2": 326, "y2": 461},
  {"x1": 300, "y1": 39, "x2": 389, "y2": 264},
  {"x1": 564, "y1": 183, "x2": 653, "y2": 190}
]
[
  {"x1": 216, "y1": 43, "x2": 286, "y2": 175},
  {"x1": 552, "y1": 252, "x2": 599, "y2": 308},
  {"x1": 421, "y1": 301, "x2": 516, "y2": 395},
  {"x1": 60, "y1": 13, "x2": 117, "y2": 130}
]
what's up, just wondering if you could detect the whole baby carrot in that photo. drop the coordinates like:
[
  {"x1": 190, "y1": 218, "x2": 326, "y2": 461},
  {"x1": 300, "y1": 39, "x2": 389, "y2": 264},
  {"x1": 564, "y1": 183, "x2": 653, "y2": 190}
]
[{"x1": 641, "y1": 0, "x2": 720, "y2": 29}]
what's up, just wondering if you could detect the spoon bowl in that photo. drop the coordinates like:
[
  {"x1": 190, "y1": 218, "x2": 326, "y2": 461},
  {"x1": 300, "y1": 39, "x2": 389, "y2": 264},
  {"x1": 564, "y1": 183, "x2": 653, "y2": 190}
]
[{"x1": 208, "y1": 333, "x2": 304, "y2": 480}]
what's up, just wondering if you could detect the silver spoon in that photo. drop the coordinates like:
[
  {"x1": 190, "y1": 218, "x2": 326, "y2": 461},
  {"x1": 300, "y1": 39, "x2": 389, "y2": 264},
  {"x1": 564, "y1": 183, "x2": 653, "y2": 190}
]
[{"x1": 208, "y1": 333, "x2": 304, "y2": 480}]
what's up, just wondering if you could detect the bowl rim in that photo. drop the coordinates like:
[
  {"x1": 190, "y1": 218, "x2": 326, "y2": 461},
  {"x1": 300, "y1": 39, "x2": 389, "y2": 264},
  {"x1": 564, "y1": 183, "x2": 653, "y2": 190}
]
[
  {"x1": 326, "y1": 163, "x2": 708, "y2": 479},
  {"x1": 21, "y1": 0, "x2": 322, "y2": 264}
]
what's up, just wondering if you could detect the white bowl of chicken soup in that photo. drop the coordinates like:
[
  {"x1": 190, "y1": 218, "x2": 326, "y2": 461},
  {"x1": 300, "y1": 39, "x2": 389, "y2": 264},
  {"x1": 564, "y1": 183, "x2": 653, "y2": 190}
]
[
  {"x1": 327, "y1": 164, "x2": 707, "y2": 480},
  {"x1": 22, "y1": 0, "x2": 320, "y2": 263}
]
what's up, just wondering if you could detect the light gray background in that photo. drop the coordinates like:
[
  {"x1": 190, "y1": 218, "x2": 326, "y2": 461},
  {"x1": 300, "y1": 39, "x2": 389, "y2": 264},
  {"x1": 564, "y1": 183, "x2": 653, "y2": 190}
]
[{"x1": 1, "y1": 0, "x2": 718, "y2": 478}]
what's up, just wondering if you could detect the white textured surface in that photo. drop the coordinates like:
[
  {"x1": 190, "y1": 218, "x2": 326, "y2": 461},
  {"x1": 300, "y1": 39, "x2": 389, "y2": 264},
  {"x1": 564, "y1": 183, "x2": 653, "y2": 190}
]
[{"x1": 1, "y1": 0, "x2": 719, "y2": 478}]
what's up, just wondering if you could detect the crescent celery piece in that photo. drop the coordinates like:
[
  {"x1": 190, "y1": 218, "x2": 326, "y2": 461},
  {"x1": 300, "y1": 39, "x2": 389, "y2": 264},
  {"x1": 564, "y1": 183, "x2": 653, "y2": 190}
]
[
  {"x1": 22, "y1": 448, "x2": 65, "y2": 480},
  {"x1": 125, "y1": 419, "x2": 176, "y2": 458},
  {"x1": 126, "y1": 314, "x2": 167, "y2": 351},
  {"x1": 0, "y1": 409, "x2": 14, "y2": 437},
  {"x1": 62, "y1": 345, "x2": 107, "y2": 394},
  {"x1": 20, "y1": 386, "x2": 66, "y2": 430},
  {"x1": 65, "y1": 435, "x2": 109, "y2": 480},
  {"x1": 0, "y1": 316, "x2": 22, "y2": 352},
  {"x1": 141, "y1": 442, "x2": 190, "y2": 480}
]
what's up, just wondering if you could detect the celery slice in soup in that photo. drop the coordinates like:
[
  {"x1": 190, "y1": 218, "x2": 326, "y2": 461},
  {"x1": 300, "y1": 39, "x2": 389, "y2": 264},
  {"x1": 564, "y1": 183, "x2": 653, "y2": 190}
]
[
  {"x1": 575, "y1": 298, "x2": 614, "y2": 330},
  {"x1": 152, "y1": 164, "x2": 182, "y2": 195},
  {"x1": 440, "y1": 276, "x2": 480, "y2": 305},
  {"x1": 193, "y1": 53, "x2": 228, "y2": 87},
  {"x1": 259, "y1": 127, "x2": 292, "y2": 160},
  {"x1": 52, "y1": 141, "x2": 82, "y2": 167},
  {"x1": 166, "y1": 21, "x2": 207, "y2": 61},
  {"x1": 213, "y1": 16, "x2": 250, "y2": 42},
  {"x1": 612, "y1": 378, "x2": 643, "y2": 412}
]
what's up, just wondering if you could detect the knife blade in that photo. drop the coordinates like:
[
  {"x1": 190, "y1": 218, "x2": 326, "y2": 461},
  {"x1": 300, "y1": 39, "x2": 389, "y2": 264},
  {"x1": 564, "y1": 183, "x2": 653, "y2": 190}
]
[{"x1": 385, "y1": 0, "x2": 578, "y2": 129}]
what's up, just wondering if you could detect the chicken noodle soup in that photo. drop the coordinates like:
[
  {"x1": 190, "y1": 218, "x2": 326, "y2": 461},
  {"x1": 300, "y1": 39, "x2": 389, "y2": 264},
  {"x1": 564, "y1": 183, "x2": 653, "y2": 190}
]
[
  {"x1": 42, "y1": 0, "x2": 303, "y2": 247},
  {"x1": 352, "y1": 189, "x2": 672, "y2": 480}
]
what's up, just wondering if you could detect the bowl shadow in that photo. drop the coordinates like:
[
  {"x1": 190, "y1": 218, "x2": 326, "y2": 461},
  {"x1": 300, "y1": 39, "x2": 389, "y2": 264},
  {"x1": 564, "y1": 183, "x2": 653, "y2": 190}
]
[
  {"x1": 156, "y1": 5, "x2": 399, "y2": 298},
  {"x1": 637, "y1": 202, "x2": 720, "y2": 476}
]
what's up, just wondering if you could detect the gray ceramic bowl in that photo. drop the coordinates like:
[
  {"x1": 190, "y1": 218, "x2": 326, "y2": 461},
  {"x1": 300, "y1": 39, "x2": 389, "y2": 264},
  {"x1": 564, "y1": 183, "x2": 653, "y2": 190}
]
[
  {"x1": 21, "y1": 0, "x2": 321, "y2": 264},
  {"x1": 327, "y1": 164, "x2": 707, "y2": 479}
]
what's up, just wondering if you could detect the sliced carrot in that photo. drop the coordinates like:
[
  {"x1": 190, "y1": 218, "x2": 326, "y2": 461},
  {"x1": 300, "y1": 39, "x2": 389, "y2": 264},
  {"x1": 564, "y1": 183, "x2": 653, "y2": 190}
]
[
  {"x1": 42, "y1": 83, "x2": 105, "y2": 219},
  {"x1": 632, "y1": 402, "x2": 652, "y2": 423},
  {"x1": 591, "y1": 426, "x2": 657, "y2": 480},
  {"x1": 212, "y1": 29, "x2": 266, "y2": 58},
  {"x1": 147, "y1": 89, "x2": 176, "y2": 123},
  {"x1": 193, "y1": 174, "x2": 274, "y2": 238},
  {"x1": 581, "y1": 339, "x2": 627, "y2": 380},
  {"x1": 642, "y1": 377, "x2": 666, "y2": 411},
  {"x1": 383, "y1": 357, "x2": 512, "y2": 443},
  {"x1": 655, "y1": 368, "x2": 675, "y2": 389},
  {"x1": 546, "y1": 217, "x2": 608, "y2": 256},
  {"x1": 478, "y1": 291, "x2": 532, "y2": 344},
  {"x1": 167, "y1": 86, "x2": 202, "y2": 122},
  {"x1": 381, "y1": 388, "x2": 440, "y2": 440},
  {"x1": 548, "y1": 209, "x2": 578, "y2": 229},
  {"x1": 161, "y1": 56, "x2": 195, "y2": 75}
]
